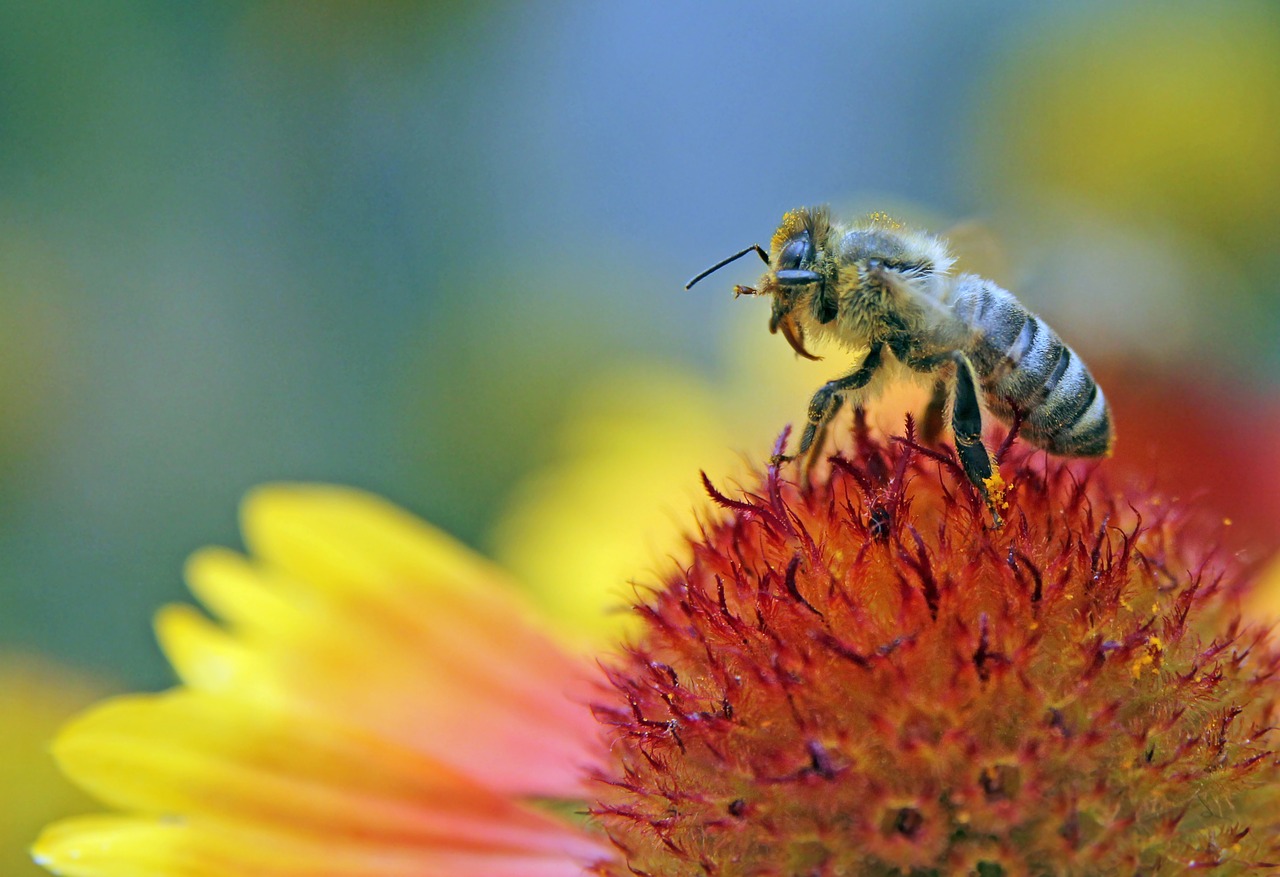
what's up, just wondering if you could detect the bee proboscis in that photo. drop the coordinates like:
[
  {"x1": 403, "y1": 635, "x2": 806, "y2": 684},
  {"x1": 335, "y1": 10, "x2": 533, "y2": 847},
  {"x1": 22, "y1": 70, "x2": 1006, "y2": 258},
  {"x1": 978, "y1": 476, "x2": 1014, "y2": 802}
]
[{"x1": 687, "y1": 207, "x2": 1114, "y2": 525}]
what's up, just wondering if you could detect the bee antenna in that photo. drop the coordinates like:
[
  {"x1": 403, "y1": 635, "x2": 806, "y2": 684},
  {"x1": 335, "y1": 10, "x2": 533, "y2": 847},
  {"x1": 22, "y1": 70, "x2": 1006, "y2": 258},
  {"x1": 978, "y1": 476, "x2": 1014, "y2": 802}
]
[{"x1": 685, "y1": 244, "x2": 769, "y2": 290}]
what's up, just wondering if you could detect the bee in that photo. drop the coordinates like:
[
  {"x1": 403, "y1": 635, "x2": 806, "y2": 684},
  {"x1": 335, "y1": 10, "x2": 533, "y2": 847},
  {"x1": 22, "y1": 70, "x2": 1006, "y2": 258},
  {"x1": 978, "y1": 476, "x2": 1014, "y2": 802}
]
[{"x1": 686, "y1": 207, "x2": 1114, "y2": 523}]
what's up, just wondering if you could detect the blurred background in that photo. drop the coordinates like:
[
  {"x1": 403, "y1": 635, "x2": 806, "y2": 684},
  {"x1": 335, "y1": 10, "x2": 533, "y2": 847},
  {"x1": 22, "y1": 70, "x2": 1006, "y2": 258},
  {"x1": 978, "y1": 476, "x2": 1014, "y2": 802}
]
[{"x1": 3, "y1": 2, "x2": 1280, "y2": 868}]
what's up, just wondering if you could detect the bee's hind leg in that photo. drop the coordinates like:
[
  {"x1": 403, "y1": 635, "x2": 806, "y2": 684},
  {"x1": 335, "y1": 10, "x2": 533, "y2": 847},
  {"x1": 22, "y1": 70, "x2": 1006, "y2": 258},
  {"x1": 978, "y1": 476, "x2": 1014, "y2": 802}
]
[
  {"x1": 772, "y1": 344, "x2": 885, "y2": 480},
  {"x1": 950, "y1": 352, "x2": 1005, "y2": 526},
  {"x1": 892, "y1": 340, "x2": 953, "y2": 446},
  {"x1": 920, "y1": 377, "x2": 949, "y2": 445}
]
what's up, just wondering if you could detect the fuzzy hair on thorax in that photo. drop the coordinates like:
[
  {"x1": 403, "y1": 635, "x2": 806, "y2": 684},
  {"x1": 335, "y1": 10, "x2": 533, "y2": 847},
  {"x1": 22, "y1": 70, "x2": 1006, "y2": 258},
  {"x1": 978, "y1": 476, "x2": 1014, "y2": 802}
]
[{"x1": 794, "y1": 213, "x2": 957, "y2": 354}]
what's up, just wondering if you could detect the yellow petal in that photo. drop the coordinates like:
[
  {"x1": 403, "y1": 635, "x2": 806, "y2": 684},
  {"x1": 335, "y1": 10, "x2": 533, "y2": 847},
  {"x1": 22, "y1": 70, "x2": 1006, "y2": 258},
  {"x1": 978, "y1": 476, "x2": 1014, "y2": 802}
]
[
  {"x1": 50, "y1": 691, "x2": 604, "y2": 857},
  {"x1": 180, "y1": 546, "x2": 299, "y2": 634},
  {"x1": 153, "y1": 486, "x2": 601, "y2": 798},
  {"x1": 35, "y1": 815, "x2": 598, "y2": 877},
  {"x1": 492, "y1": 370, "x2": 742, "y2": 648},
  {"x1": 155, "y1": 604, "x2": 257, "y2": 692},
  {"x1": 239, "y1": 484, "x2": 517, "y2": 615}
]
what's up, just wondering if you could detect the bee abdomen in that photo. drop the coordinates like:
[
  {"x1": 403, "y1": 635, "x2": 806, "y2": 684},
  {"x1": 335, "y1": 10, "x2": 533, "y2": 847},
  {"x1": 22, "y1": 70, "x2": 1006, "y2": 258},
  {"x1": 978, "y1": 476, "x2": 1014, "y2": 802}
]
[
  {"x1": 1015, "y1": 338, "x2": 1112, "y2": 457},
  {"x1": 951, "y1": 278, "x2": 1113, "y2": 458}
]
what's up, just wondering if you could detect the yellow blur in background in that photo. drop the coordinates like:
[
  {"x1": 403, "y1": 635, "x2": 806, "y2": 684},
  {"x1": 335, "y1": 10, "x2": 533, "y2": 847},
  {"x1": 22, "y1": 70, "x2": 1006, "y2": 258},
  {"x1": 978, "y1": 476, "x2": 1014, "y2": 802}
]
[
  {"x1": 984, "y1": 8, "x2": 1280, "y2": 248},
  {"x1": 0, "y1": 657, "x2": 107, "y2": 877}
]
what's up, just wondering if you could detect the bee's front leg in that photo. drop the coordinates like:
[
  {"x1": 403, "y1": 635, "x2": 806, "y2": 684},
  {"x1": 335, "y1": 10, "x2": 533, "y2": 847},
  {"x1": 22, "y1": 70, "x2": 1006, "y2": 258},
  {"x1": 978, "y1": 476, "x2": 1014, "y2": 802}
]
[
  {"x1": 950, "y1": 351, "x2": 1005, "y2": 526},
  {"x1": 771, "y1": 344, "x2": 885, "y2": 475}
]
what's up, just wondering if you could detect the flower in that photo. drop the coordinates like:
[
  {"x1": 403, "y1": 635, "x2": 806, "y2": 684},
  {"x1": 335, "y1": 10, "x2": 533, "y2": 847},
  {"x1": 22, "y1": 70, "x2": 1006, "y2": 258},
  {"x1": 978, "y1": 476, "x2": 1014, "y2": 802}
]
[
  {"x1": 33, "y1": 485, "x2": 610, "y2": 877},
  {"x1": 36, "y1": 426, "x2": 1280, "y2": 876}
]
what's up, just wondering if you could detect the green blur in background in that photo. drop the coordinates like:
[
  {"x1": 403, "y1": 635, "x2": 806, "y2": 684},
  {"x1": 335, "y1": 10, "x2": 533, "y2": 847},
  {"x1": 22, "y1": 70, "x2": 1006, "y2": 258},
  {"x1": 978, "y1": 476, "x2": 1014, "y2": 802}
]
[{"x1": 3, "y1": 7, "x2": 1280, "y2": 858}]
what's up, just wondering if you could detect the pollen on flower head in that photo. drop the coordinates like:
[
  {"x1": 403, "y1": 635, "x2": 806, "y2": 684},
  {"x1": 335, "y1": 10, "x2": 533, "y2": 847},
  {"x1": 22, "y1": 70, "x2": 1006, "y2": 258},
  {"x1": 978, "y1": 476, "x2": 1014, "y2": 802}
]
[
  {"x1": 983, "y1": 469, "x2": 1009, "y2": 511},
  {"x1": 589, "y1": 420, "x2": 1280, "y2": 876}
]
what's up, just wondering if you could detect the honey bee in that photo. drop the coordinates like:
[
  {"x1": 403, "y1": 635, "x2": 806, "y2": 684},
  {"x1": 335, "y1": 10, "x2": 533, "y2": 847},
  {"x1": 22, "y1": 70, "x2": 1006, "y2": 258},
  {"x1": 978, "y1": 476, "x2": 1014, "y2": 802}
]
[{"x1": 686, "y1": 207, "x2": 1114, "y2": 523}]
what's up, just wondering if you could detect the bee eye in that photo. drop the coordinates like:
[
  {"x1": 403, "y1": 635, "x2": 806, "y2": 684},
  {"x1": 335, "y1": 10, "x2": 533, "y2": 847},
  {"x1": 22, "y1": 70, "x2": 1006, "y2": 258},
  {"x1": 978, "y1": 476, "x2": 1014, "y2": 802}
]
[{"x1": 777, "y1": 235, "x2": 814, "y2": 271}]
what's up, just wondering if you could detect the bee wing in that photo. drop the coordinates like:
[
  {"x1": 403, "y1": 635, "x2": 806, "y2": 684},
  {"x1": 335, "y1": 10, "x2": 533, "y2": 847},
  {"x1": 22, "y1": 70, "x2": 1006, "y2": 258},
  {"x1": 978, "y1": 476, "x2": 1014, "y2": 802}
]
[{"x1": 941, "y1": 219, "x2": 1012, "y2": 288}]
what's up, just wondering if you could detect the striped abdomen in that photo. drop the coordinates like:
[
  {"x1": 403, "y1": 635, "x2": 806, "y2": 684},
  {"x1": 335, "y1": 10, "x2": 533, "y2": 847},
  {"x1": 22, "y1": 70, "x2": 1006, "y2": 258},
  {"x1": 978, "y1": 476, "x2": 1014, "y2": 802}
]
[{"x1": 950, "y1": 277, "x2": 1113, "y2": 457}]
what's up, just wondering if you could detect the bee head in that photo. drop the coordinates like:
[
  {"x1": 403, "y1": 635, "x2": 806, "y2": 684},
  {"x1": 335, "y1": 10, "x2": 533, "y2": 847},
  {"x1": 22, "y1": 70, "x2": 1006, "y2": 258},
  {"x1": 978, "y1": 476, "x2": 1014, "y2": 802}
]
[
  {"x1": 683, "y1": 207, "x2": 832, "y2": 361},
  {"x1": 770, "y1": 207, "x2": 826, "y2": 288},
  {"x1": 760, "y1": 207, "x2": 832, "y2": 360}
]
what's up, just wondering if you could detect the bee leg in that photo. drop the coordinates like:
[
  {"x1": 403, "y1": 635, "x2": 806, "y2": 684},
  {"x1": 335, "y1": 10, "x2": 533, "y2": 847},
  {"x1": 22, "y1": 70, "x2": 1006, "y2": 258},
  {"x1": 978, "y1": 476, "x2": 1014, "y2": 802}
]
[
  {"x1": 950, "y1": 352, "x2": 1005, "y2": 527},
  {"x1": 771, "y1": 390, "x2": 839, "y2": 468},
  {"x1": 772, "y1": 344, "x2": 885, "y2": 471},
  {"x1": 921, "y1": 377, "x2": 949, "y2": 445},
  {"x1": 787, "y1": 417, "x2": 831, "y2": 491},
  {"x1": 892, "y1": 341, "x2": 952, "y2": 445}
]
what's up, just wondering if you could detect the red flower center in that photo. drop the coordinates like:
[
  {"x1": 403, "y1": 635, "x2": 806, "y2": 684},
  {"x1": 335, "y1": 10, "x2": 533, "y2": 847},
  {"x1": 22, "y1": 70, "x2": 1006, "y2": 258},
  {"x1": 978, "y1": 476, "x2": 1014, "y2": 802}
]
[{"x1": 591, "y1": 422, "x2": 1280, "y2": 875}]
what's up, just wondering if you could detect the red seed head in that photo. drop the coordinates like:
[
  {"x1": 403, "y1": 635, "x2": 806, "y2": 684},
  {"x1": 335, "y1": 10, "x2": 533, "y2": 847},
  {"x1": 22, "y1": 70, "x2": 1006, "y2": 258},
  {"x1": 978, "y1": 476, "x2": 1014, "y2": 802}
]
[{"x1": 590, "y1": 423, "x2": 1280, "y2": 875}]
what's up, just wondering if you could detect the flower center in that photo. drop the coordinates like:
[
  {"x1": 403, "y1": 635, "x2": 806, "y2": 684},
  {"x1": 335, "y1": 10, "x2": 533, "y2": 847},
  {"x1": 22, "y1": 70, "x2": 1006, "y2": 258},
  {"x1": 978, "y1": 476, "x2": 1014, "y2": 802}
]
[{"x1": 590, "y1": 426, "x2": 1280, "y2": 875}]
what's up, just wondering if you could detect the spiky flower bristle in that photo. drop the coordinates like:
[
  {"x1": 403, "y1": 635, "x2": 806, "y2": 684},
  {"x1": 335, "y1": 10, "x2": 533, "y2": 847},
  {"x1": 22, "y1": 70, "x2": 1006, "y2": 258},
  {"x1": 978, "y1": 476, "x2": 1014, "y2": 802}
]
[{"x1": 591, "y1": 423, "x2": 1280, "y2": 875}]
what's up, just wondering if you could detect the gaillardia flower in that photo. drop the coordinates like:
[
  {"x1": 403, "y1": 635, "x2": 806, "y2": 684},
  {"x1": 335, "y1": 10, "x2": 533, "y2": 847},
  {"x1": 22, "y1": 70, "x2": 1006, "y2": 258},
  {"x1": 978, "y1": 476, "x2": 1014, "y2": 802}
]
[{"x1": 36, "y1": 425, "x2": 1280, "y2": 876}]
